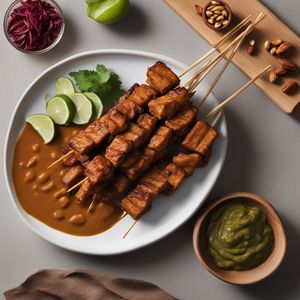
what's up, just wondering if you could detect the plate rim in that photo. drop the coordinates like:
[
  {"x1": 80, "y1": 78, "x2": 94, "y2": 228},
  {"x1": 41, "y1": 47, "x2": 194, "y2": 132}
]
[{"x1": 3, "y1": 49, "x2": 227, "y2": 255}]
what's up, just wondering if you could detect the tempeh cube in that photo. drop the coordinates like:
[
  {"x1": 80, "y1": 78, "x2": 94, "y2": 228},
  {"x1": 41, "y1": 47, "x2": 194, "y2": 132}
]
[
  {"x1": 181, "y1": 121, "x2": 210, "y2": 152},
  {"x1": 136, "y1": 113, "x2": 158, "y2": 133},
  {"x1": 124, "y1": 156, "x2": 151, "y2": 180},
  {"x1": 76, "y1": 179, "x2": 97, "y2": 203},
  {"x1": 147, "y1": 126, "x2": 172, "y2": 152},
  {"x1": 140, "y1": 167, "x2": 171, "y2": 193},
  {"x1": 161, "y1": 162, "x2": 186, "y2": 192},
  {"x1": 172, "y1": 153, "x2": 201, "y2": 176},
  {"x1": 107, "y1": 108, "x2": 128, "y2": 131},
  {"x1": 127, "y1": 83, "x2": 158, "y2": 106},
  {"x1": 148, "y1": 87, "x2": 189, "y2": 119},
  {"x1": 116, "y1": 98, "x2": 143, "y2": 120},
  {"x1": 165, "y1": 105, "x2": 198, "y2": 138},
  {"x1": 121, "y1": 188, "x2": 153, "y2": 220},
  {"x1": 105, "y1": 136, "x2": 133, "y2": 166},
  {"x1": 146, "y1": 61, "x2": 180, "y2": 94},
  {"x1": 105, "y1": 147, "x2": 126, "y2": 167},
  {"x1": 121, "y1": 123, "x2": 148, "y2": 148},
  {"x1": 85, "y1": 155, "x2": 114, "y2": 184},
  {"x1": 85, "y1": 120, "x2": 110, "y2": 145},
  {"x1": 69, "y1": 132, "x2": 94, "y2": 154},
  {"x1": 196, "y1": 127, "x2": 218, "y2": 156},
  {"x1": 62, "y1": 165, "x2": 84, "y2": 187}
]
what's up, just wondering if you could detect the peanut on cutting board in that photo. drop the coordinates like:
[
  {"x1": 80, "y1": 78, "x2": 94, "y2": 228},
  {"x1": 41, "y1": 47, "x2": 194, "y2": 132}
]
[
  {"x1": 247, "y1": 40, "x2": 256, "y2": 56},
  {"x1": 264, "y1": 39, "x2": 292, "y2": 57},
  {"x1": 264, "y1": 38, "x2": 298, "y2": 95},
  {"x1": 282, "y1": 81, "x2": 299, "y2": 94}
]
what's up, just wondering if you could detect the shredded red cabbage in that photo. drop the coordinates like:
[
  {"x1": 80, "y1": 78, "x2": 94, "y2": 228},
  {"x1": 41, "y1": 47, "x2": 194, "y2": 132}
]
[{"x1": 7, "y1": 0, "x2": 62, "y2": 51}]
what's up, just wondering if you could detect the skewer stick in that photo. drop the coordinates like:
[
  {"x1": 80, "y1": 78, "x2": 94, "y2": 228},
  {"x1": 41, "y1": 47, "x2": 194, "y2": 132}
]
[
  {"x1": 120, "y1": 212, "x2": 128, "y2": 221},
  {"x1": 123, "y1": 219, "x2": 138, "y2": 239},
  {"x1": 196, "y1": 14, "x2": 262, "y2": 109},
  {"x1": 184, "y1": 13, "x2": 264, "y2": 91},
  {"x1": 47, "y1": 151, "x2": 74, "y2": 169},
  {"x1": 87, "y1": 195, "x2": 97, "y2": 214},
  {"x1": 203, "y1": 65, "x2": 271, "y2": 122},
  {"x1": 179, "y1": 15, "x2": 252, "y2": 78},
  {"x1": 211, "y1": 110, "x2": 223, "y2": 127},
  {"x1": 188, "y1": 55, "x2": 224, "y2": 93},
  {"x1": 67, "y1": 177, "x2": 89, "y2": 193}
]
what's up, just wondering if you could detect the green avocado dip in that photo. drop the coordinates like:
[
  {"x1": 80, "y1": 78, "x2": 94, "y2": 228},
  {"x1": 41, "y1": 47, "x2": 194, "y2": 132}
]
[{"x1": 207, "y1": 201, "x2": 274, "y2": 270}]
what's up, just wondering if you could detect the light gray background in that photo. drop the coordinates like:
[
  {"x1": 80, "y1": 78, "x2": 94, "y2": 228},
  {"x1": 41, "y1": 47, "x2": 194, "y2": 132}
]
[{"x1": 1, "y1": 1, "x2": 300, "y2": 299}]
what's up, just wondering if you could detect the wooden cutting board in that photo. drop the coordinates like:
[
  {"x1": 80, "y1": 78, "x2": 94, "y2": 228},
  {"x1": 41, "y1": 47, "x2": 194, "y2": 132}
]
[{"x1": 164, "y1": 0, "x2": 300, "y2": 113}]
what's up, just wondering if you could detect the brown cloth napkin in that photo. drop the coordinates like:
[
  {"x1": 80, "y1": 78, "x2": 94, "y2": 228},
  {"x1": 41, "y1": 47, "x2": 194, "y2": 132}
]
[{"x1": 4, "y1": 269, "x2": 177, "y2": 300}]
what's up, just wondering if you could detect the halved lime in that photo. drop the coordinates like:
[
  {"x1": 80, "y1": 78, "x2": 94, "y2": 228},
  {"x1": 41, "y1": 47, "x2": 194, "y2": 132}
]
[
  {"x1": 46, "y1": 95, "x2": 76, "y2": 125},
  {"x1": 84, "y1": 92, "x2": 103, "y2": 119},
  {"x1": 55, "y1": 77, "x2": 75, "y2": 96},
  {"x1": 69, "y1": 93, "x2": 93, "y2": 125},
  {"x1": 86, "y1": 0, "x2": 129, "y2": 24},
  {"x1": 26, "y1": 114, "x2": 55, "y2": 144}
]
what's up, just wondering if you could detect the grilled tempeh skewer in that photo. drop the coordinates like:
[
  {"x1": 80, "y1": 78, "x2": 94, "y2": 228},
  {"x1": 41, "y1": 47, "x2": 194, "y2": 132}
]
[
  {"x1": 48, "y1": 61, "x2": 180, "y2": 169},
  {"x1": 76, "y1": 103, "x2": 199, "y2": 204},
  {"x1": 120, "y1": 151, "x2": 208, "y2": 220},
  {"x1": 69, "y1": 96, "x2": 198, "y2": 196},
  {"x1": 120, "y1": 123, "x2": 218, "y2": 221},
  {"x1": 120, "y1": 63, "x2": 271, "y2": 224}
]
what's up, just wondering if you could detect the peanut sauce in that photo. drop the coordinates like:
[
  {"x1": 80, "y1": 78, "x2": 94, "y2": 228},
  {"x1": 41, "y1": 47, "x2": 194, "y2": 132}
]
[{"x1": 13, "y1": 124, "x2": 123, "y2": 236}]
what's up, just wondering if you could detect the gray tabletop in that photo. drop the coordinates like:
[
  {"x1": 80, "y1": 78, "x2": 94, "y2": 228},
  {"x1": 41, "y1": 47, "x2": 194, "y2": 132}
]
[{"x1": 1, "y1": 1, "x2": 300, "y2": 299}]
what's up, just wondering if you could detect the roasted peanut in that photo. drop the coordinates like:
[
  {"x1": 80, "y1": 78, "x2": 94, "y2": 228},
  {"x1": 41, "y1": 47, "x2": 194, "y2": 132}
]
[{"x1": 282, "y1": 80, "x2": 299, "y2": 94}]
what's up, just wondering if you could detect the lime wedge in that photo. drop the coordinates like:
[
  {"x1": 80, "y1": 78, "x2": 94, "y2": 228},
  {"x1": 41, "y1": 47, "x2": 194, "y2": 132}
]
[
  {"x1": 69, "y1": 93, "x2": 93, "y2": 125},
  {"x1": 46, "y1": 95, "x2": 76, "y2": 125},
  {"x1": 84, "y1": 92, "x2": 103, "y2": 119},
  {"x1": 26, "y1": 114, "x2": 55, "y2": 144},
  {"x1": 86, "y1": 0, "x2": 129, "y2": 24},
  {"x1": 55, "y1": 77, "x2": 75, "y2": 96}
]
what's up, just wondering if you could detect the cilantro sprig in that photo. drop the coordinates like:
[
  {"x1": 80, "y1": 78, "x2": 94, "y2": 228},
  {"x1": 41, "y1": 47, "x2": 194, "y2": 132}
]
[{"x1": 69, "y1": 64, "x2": 124, "y2": 107}]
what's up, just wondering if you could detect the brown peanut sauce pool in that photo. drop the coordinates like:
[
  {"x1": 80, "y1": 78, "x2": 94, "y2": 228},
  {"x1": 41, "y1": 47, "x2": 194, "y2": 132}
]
[{"x1": 13, "y1": 124, "x2": 123, "y2": 236}]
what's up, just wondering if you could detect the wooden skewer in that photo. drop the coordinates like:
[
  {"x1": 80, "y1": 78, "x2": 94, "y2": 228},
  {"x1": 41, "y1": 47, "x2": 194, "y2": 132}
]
[
  {"x1": 120, "y1": 212, "x2": 128, "y2": 221},
  {"x1": 123, "y1": 219, "x2": 138, "y2": 239},
  {"x1": 187, "y1": 13, "x2": 265, "y2": 94},
  {"x1": 47, "y1": 151, "x2": 74, "y2": 169},
  {"x1": 196, "y1": 14, "x2": 262, "y2": 109},
  {"x1": 211, "y1": 110, "x2": 223, "y2": 127},
  {"x1": 203, "y1": 65, "x2": 271, "y2": 122},
  {"x1": 87, "y1": 195, "x2": 97, "y2": 214},
  {"x1": 179, "y1": 15, "x2": 252, "y2": 78},
  {"x1": 67, "y1": 177, "x2": 89, "y2": 193}
]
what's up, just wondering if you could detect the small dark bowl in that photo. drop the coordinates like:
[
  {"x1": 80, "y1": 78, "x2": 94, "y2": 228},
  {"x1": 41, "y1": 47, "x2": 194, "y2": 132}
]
[
  {"x1": 203, "y1": 0, "x2": 232, "y2": 31},
  {"x1": 193, "y1": 192, "x2": 287, "y2": 285}
]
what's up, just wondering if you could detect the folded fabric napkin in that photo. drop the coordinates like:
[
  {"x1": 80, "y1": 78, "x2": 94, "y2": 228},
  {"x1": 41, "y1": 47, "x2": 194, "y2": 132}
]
[{"x1": 4, "y1": 269, "x2": 177, "y2": 300}]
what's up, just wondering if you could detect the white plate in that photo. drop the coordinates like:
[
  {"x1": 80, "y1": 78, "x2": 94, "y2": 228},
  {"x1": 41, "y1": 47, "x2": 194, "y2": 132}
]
[{"x1": 4, "y1": 49, "x2": 227, "y2": 255}]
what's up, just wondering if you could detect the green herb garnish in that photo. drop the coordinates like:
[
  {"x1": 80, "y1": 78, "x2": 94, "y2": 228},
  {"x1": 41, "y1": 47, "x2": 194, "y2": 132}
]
[{"x1": 69, "y1": 64, "x2": 124, "y2": 107}]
